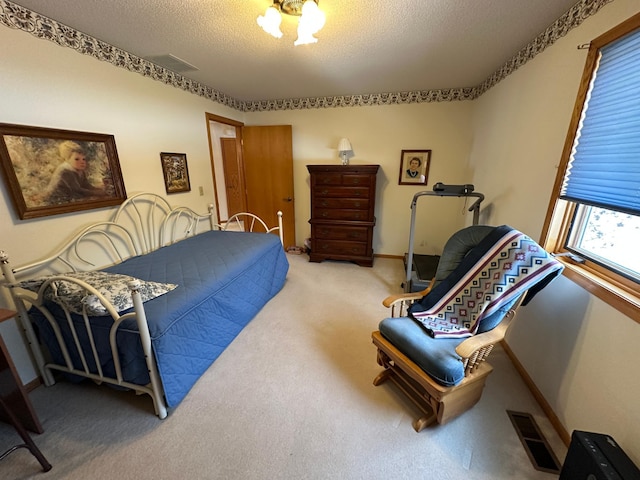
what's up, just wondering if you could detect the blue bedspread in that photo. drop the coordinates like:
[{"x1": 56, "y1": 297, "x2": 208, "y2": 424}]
[{"x1": 33, "y1": 230, "x2": 289, "y2": 408}]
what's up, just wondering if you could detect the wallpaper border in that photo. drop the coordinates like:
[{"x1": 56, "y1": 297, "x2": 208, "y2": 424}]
[{"x1": 0, "y1": 0, "x2": 613, "y2": 112}]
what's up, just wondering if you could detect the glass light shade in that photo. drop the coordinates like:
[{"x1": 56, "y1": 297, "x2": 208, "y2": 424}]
[
  {"x1": 294, "y1": 0, "x2": 325, "y2": 45},
  {"x1": 257, "y1": 6, "x2": 283, "y2": 39},
  {"x1": 300, "y1": 0, "x2": 325, "y2": 34},
  {"x1": 294, "y1": 27, "x2": 318, "y2": 46}
]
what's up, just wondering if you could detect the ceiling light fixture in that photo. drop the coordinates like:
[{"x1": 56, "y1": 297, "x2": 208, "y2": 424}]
[{"x1": 257, "y1": 0, "x2": 326, "y2": 46}]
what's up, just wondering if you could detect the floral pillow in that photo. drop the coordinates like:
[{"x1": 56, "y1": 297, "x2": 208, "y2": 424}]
[{"x1": 10, "y1": 271, "x2": 177, "y2": 316}]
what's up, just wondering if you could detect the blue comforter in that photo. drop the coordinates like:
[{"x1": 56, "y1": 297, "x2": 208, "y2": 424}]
[{"x1": 33, "y1": 230, "x2": 289, "y2": 408}]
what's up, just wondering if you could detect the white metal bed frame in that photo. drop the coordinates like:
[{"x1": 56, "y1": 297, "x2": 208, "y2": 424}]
[{"x1": 0, "y1": 193, "x2": 283, "y2": 419}]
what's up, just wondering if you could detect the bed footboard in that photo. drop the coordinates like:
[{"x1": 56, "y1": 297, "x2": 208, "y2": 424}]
[
  {"x1": 223, "y1": 211, "x2": 284, "y2": 245},
  {"x1": 0, "y1": 256, "x2": 168, "y2": 418},
  {"x1": 0, "y1": 251, "x2": 54, "y2": 387}
]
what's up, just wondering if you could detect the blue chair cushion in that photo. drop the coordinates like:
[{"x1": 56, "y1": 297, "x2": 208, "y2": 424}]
[
  {"x1": 379, "y1": 297, "x2": 519, "y2": 387},
  {"x1": 379, "y1": 316, "x2": 465, "y2": 386}
]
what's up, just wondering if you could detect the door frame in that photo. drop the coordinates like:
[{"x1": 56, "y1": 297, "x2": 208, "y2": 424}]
[
  {"x1": 205, "y1": 113, "x2": 296, "y2": 248},
  {"x1": 205, "y1": 112, "x2": 245, "y2": 223}
]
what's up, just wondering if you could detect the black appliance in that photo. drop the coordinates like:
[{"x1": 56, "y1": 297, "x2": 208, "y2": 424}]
[{"x1": 560, "y1": 430, "x2": 640, "y2": 479}]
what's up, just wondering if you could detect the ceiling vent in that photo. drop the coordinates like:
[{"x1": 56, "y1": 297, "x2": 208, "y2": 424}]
[{"x1": 145, "y1": 54, "x2": 199, "y2": 73}]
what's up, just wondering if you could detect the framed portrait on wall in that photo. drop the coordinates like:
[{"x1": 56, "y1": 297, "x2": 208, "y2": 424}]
[
  {"x1": 398, "y1": 149, "x2": 431, "y2": 185},
  {"x1": 0, "y1": 123, "x2": 127, "y2": 220},
  {"x1": 160, "y1": 152, "x2": 191, "y2": 194}
]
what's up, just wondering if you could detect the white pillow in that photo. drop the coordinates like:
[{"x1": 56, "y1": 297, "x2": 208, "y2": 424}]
[{"x1": 11, "y1": 271, "x2": 177, "y2": 316}]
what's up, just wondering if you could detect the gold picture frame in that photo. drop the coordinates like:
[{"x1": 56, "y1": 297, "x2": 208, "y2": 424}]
[
  {"x1": 160, "y1": 152, "x2": 191, "y2": 194},
  {"x1": 0, "y1": 123, "x2": 127, "y2": 220}
]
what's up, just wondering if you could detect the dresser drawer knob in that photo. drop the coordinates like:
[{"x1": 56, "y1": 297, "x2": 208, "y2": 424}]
[{"x1": 321, "y1": 189, "x2": 329, "y2": 195}]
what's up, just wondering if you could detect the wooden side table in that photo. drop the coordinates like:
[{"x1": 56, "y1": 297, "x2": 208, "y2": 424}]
[{"x1": 0, "y1": 308, "x2": 51, "y2": 471}]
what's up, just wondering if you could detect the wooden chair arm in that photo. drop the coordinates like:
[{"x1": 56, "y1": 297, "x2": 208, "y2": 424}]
[
  {"x1": 382, "y1": 284, "x2": 432, "y2": 308},
  {"x1": 455, "y1": 307, "x2": 517, "y2": 358},
  {"x1": 455, "y1": 325, "x2": 505, "y2": 358}
]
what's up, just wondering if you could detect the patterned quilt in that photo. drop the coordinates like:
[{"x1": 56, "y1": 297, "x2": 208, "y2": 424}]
[{"x1": 409, "y1": 225, "x2": 563, "y2": 338}]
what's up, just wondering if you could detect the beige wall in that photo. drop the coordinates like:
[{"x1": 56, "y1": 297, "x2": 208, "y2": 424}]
[
  {"x1": 0, "y1": 26, "x2": 240, "y2": 381},
  {"x1": 1, "y1": 24, "x2": 476, "y2": 382},
  {"x1": 469, "y1": 0, "x2": 640, "y2": 464},
  {"x1": 2, "y1": 0, "x2": 640, "y2": 465},
  {"x1": 245, "y1": 102, "x2": 476, "y2": 257}
]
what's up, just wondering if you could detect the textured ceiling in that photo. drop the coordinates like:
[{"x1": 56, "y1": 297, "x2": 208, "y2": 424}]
[{"x1": 10, "y1": 0, "x2": 581, "y2": 102}]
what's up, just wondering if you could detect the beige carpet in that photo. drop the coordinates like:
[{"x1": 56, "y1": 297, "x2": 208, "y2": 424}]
[{"x1": 0, "y1": 254, "x2": 567, "y2": 479}]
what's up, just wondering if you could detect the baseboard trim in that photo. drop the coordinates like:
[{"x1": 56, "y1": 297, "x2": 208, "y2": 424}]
[
  {"x1": 24, "y1": 376, "x2": 42, "y2": 392},
  {"x1": 374, "y1": 254, "x2": 404, "y2": 259},
  {"x1": 501, "y1": 340, "x2": 571, "y2": 447}
]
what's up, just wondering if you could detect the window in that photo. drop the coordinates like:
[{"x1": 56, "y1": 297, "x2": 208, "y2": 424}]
[
  {"x1": 542, "y1": 12, "x2": 640, "y2": 322},
  {"x1": 566, "y1": 206, "x2": 640, "y2": 281}
]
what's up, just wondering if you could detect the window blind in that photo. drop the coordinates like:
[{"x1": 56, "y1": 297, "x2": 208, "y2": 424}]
[{"x1": 560, "y1": 27, "x2": 640, "y2": 215}]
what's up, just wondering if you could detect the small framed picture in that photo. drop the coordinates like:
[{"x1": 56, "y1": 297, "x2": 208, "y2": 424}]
[
  {"x1": 160, "y1": 152, "x2": 191, "y2": 194},
  {"x1": 398, "y1": 149, "x2": 431, "y2": 185},
  {"x1": 0, "y1": 123, "x2": 127, "y2": 219}
]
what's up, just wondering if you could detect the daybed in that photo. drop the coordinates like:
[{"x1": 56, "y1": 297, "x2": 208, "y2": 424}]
[{"x1": 0, "y1": 193, "x2": 289, "y2": 418}]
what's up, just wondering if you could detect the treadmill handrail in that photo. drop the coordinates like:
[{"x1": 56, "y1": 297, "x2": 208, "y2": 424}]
[
  {"x1": 410, "y1": 190, "x2": 484, "y2": 210},
  {"x1": 405, "y1": 190, "x2": 484, "y2": 292}
]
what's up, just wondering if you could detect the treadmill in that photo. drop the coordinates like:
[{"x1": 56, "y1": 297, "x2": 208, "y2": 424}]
[{"x1": 403, "y1": 183, "x2": 484, "y2": 292}]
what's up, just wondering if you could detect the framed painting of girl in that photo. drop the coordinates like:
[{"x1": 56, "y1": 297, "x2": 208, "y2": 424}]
[{"x1": 0, "y1": 123, "x2": 127, "y2": 219}]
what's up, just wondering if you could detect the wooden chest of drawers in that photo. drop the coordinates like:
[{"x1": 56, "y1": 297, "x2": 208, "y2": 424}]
[{"x1": 307, "y1": 164, "x2": 379, "y2": 266}]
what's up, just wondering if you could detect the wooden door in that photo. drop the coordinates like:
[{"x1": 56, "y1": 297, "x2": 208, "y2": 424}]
[
  {"x1": 242, "y1": 125, "x2": 296, "y2": 249},
  {"x1": 220, "y1": 137, "x2": 245, "y2": 216}
]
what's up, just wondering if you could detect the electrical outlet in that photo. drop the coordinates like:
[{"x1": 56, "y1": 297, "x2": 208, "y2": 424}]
[{"x1": 198, "y1": 186, "x2": 204, "y2": 196}]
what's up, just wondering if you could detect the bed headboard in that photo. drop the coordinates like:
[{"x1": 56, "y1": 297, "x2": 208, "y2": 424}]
[
  {"x1": 2, "y1": 193, "x2": 215, "y2": 282},
  {"x1": 111, "y1": 192, "x2": 216, "y2": 253}
]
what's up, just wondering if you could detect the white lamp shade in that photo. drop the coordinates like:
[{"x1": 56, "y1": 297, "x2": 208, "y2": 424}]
[
  {"x1": 337, "y1": 138, "x2": 354, "y2": 165},
  {"x1": 337, "y1": 138, "x2": 352, "y2": 153}
]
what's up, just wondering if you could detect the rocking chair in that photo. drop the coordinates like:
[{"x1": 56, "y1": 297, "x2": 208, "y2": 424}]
[{"x1": 372, "y1": 225, "x2": 562, "y2": 432}]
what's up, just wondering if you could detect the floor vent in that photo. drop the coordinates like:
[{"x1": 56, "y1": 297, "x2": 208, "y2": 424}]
[{"x1": 507, "y1": 410, "x2": 561, "y2": 474}]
